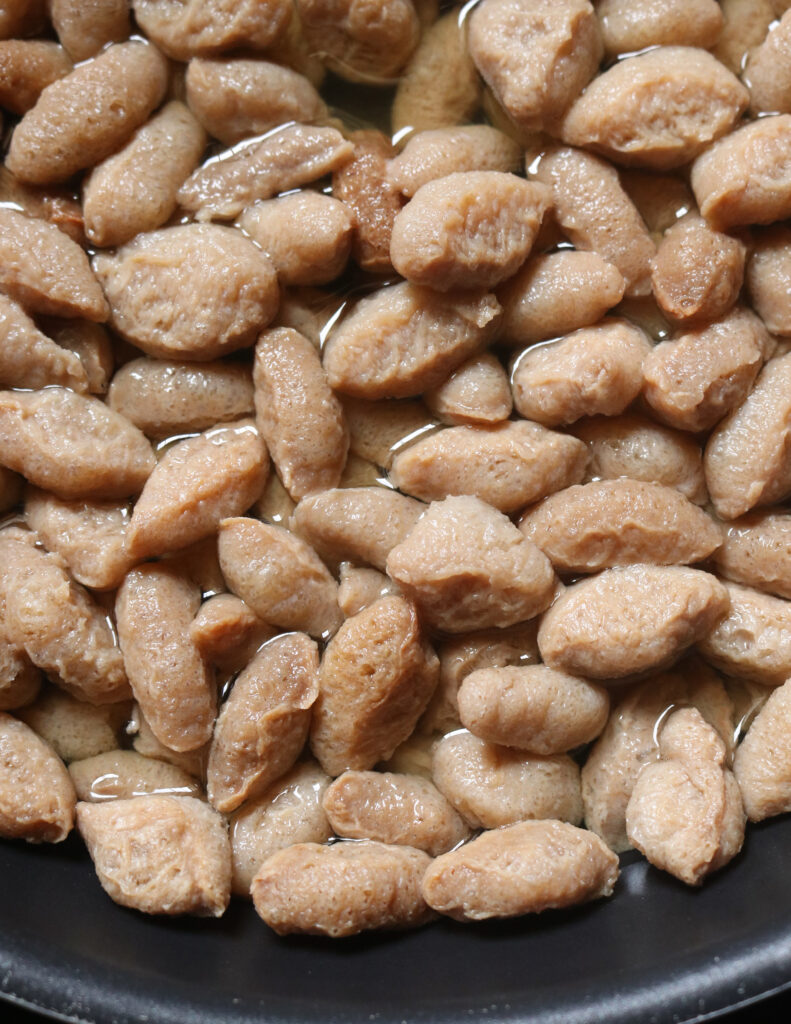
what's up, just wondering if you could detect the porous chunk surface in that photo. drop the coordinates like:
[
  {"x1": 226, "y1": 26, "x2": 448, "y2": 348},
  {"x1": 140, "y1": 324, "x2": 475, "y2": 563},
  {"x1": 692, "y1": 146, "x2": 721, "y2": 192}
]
[
  {"x1": 387, "y1": 126, "x2": 521, "y2": 198},
  {"x1": 69, "y1": 750, "x2": 202, "y2": 803},
  {"x1": 714, "y1": 511, "x2": 791, "y2": 599},
  {"x1": 133, "y1": 0, "x2": 292, "y2": 59},
  {"x1": 733, "y1": 679, "x2": 791, "y2": 821}
]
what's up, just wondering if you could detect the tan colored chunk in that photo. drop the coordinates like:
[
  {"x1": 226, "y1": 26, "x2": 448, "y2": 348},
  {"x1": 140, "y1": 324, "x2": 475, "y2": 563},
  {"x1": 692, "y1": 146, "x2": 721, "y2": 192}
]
[
  {"x1": 0, "y1": 0, "x2": 47, "y2": 39},
  {"x1": 189, "y1": 594, "x2": 276, "y2": 673},
  {"x1": 7, "y1": 41, "x2": 168, "y2": 186},
  {"x1": 0, "y1": 712, "x2": 75, "y2": 843},
  {"x1": 511, "y1": 319, "x2": 651, "y2": 428},
  {"x1": 0, "y1": 635, "x2": 40, "y2": 713},
  {"x1": 519, "y1": 480, "x2": 721, "y2": 573},
  {"x1": 252, "y1": 839, "x2": 432, "y2": 937},
  {"x1": 0, "y1": 167, "x2": 85, "y2": 245},
  {"x1": 130, "y1": 706, "x2": 207, "y2": 780},
  {"x1": 168, "y1": 536, "x2": 226, "y2": 600},
  {"x1": 387, "y1": 495, "x2": 557, "y2": 634},
  {"x1": 218, "y1": 517, "x2": 342, "y2": 638},
  {"x1": 342, "y1": 395, "x2": 438, "y2": 469},
  {"x1": 252, "y1": 472, "x2": 296, "y2": 528},
  {"x1": 597, "y1": 0, "x2": 722, "y2": 56},
  {"x1": 338, "y1": 564, "x2": 402, "y2": 617},
  {"x1": 432, "y1": 730, "x2": 582, "y2": 829},
  {"x1": 389, "y1": 420, "x2": 588, "y2": 515},
  {"x1": 619, "y1": 169, "x2": 695, "y2": 235},
  {"x1": 538, "y1": 564, "x2": 729, "y2": 680},
  {"x1": 70, "y1": 750, "x2": 202, "y2": 804},
  {"x1": 0, "y1": 295, "x2": 87, "y2": 393},
  {"x1": 116, "y1": 565, "x2": 215, "y2": 753},
  {"x1": 185, "y1": 57, "x2": 325, "y2": 146},
  {"x1": 626, "y1": 708, "x2": 745, "y2": 885},
  {"x1": 423, "y1": 352, "x2": 511, "y2": 426},
  {"x1": 469, "y1": 0, "x2": 602, "y2": 133},
  {"x1": 17, "y1": 686, "x2": 129, "y2": 764},
  {"x1": 745, "y1": 11, "x2": 791, "y2": 114},
  {"x1": 746, "y1": 226, "x2": 791, "y2": 335},
  {"x1": 51, "y1": 0, "x2": 130, "y2": 60},
  {"x1": 77, "y1": 795, "x2": 230, "y2": 916},
  {"x1": 43, "y1": 320, "x2": 113, "y2": 395},
  {"x1": 133, "y1": 0, "x2": 292, "y2": 59},
  {"x1": 94, "y1": 225, "x2": 278, "y2": 361},
  {"x1": 324, "y1": 282, "x2": 501, "y2": 399},
  {"x1": 733, "y1": 679, "x2": 791, "y2": 821},
  {"x1": 0, "y1": 41, "x2": 71, "y2": 114},
  {"x1": 714, "y1": 510, "x2": 791, "y2": 600},
  {"x1": 323, "y1": 771, "x2": 470, "y2": 856},
  {"x1": 713, "y1": 0, "x2": 774, "y2": 74},
  {"x1": 310, "y1": 596, "x2": 438, "y2": 776}
]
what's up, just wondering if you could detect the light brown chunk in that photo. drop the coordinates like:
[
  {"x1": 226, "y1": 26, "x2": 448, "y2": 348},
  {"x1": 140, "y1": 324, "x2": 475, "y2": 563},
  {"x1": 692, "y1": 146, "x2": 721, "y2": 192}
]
[
  {"x1": 619, "y1": 169, "x2": 695, "y2": 235},
  {"x1": 423, "y1": 352, "x2": 512, "y2": 426},
  {"x1": 50, "y1": 0, "x2": 130, "y2": 60},
  {"x1": 744, "y1": 11, "x2": 791, "y2": 114},
  {"x1": 0, "y1": 295, "x2": 87, "y2": 393},
  {"x1": 116, "y1": 564, "x2": 216, "y2": 753},
  {"x1": 310, "y1": 596, "x2": 438, "y2": 775},
  {"x1": 342, "y1": 395, "x2": 437, "y2": 470},
  {"x1": 129, "y1": 706, "x2": 207, "y2": 780},
  {"x1": 746, "y1": 226, "x2": 791, "y2": 335},
  {"x1": 70, "y1": 750, "x2": 202, "y2": 804},
  {"x1": 712, "y1": 0, "x2": 774, "y2": 74},
  {"x1": 388, "y1": 127, "x2": 521, "y2": 199},
  {"x1": 7, "y1": 41, "x2": 168, "y2": 185},
  {"x1": 189, "y1": 594, "x2": 276, "y2": 674},
  {"x1": 0, "y1": 41, "x2": 72, "y2": 114},
  {"x1": 387, "y1": 495, "x2": 557, "y2": 634},
  {"x1": 597, "y1": 0, "x2": 722, "y2": 55},
  {"x1": 714, "y1": 510, "x2": 791, "y2": 600},
  {"x1": 251, "y1": 839, "x2": 432, "y2": 937},
  {"x1": 733, "y1": 679, "x2": 791, "y2": 821},
  {"x1": 77, "y1": 795, "x2": 230, "y2": 916},
  {"x1": 337, "y1": 564, "x2": 402, "y2": 617},
  {"x1": 0, "y1": 631, "x2": 40, "y2": 713},
  {"x1": 16, "y1": 686, "x2": 129, "y2": 764},
  {"x1": 0, "y1": 167, "x2": 85, "y2": 245},
  {"x1": 538, "y1": 564, "x2": 729, "y2": 680},
  {"x1": 133, "y1": 0, "x2": 292, "y2": 59},
  {"x1": 0, "y1": 0, "x2": 47, "y2": 39},
  {"x1": 43, "y1": 319, "x2": 113, "y2": 395}
]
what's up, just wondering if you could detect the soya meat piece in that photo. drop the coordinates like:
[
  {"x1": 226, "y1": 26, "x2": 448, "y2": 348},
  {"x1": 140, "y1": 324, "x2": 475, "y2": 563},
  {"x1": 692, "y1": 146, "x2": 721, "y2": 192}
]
[
  {"x1": 387, "y1": 127, "x2": 520, "y2": 198},
  {"x1": 251, "y1": 840, "x2": 432, "y2": 937},
  {"x1": 107, "y1": 358, "x2": 254, "y2": 439},
  {"x1": 0, "y1": 41, "x2": 72, "y2": 114},
  {"x1": 337, "y1": 564, "x2": 402, "y2": 617},
  {"x1": 310, "y1": 596, "x2": 438, "y2": 776},
  {"x1": 0, "y1": 625, "x2": 40, "y2": 713},
  {"x1": 42, "y1": 319, "x2": 113, "y2": 395},
  {"x1": 189, "y1": 594, "x2": 276, "y2": 674},
  {"x1": 620, "y1": 169, "x2": 695, "y2": 235},
  {"x1": 389, "y1": 420, "x2": 588, "y2": 515},
  {"x1": 390, "y1": 172, "x2": 551, "y2": 291},
  {"x1": 229, "y1": 760, "x2": 332, "y2": 896},
  {"x1": 0, "y1": 713, "x2": 75, "y2": 843},
  {"x1": 713, "y1": 0, "x2": 774, "y2": 74},
  {"x1": 77, "y1": 795, "x2": 230, "y2": 916},
  {"x1": 130, "y1": 706, "x2": 208, "y2": 780},
  {"x1": 83, "y1": 101, "x2": 207, "y2": 248},
  {"x1": 387, "y1": 495, "x2": 557, "y2": 634},
  {"x1": 0, "y1": 0, "x2": 47, "y2": 38},
  {"x1": 422, "y1": 819, "x2": 618, "y2": 922},
  {"x1": 561, "y1": 47, "x2": 748, "y2": 170},
  {"x1": 0, "y1": 166, "x2": 85, "y2": 245},
  {"x1": 6, "y1": 41, "x2": 168, "y2": 185},
  {"x1": 597, "y1": 0, "x2": 723, "y2": 56},
  {"x1": 323, "y1": 771, "x2": 470, "y2": 856},
  {"x1": 498, "y1": 250, "x2": 625, "y2": 346},
  {"x1": 218, "y1": 517, "x2": 342, "y2": 638},
  {"x1": 324, "y1": 282, "x2": 501, "y2": 399},
  {"x1": 207, "y1": 633, "x2": 319, "y2": 813},
  {"x1": 744, "y1": 11, "x2": 791, "y2": 114},
  {"x1": 16, "y1": 686, "x2": 129, "y2": 764},
  {"x1": 178, "y1": 124, "x2": 353, "y2": 221},
  {"x1": 116, "y1": 564, "x2": 216, "y2": 753},
  {"x1": 538, "y1": 565, "x2": 729, "y2": 680},
  {"x1": 69, "y1": 750, "x2": 202, "y2": 803},
  {"x1": 511, "y1": 319, "x2": 651, "y2": 428},
  {"x1": 185, "y1": 57, "x2": 325, "y2": 146},
  {"x1": 458, "y1": 665, "x2": 608, "y2": 755},
  {"x1": 733, "y1": 679, "x2": 791, "y2": 821},
  {"x1": 341, "y1": 395, "x2": 437, "y2": 470},
  {"x1": 532, "y1": 146, "x2": 656, "y2": 297},
  {"x1": 746, "y1": 226, "x2": 791, "y2": 335},
  {"x1": 0, "y1": 294, "x2": 87, "y2": 393},
  {"x1": 50, "y1": 0, "x2": 130, "y2": 60},
  {"x1": 714, "y1": 511, "x2": 791, "y2": 600},
  {"x1": 253, "y1": 328, "x2": 348, "y2": 500},
  {"x1": 468, "y1": 0, "x2": 602, "y2": 132},
  {"x1": 423, "y1": 352, "x2": 512, "y2": 426},
  {"x1": 94, "y1": 225, "x2": 278, "y2": 361},
  {"x1": 132, "y1": 0, "x2": 292, "y2": 59},
  {"x1": 626, "y1": 708, "x2": 745, "y2": 885}
]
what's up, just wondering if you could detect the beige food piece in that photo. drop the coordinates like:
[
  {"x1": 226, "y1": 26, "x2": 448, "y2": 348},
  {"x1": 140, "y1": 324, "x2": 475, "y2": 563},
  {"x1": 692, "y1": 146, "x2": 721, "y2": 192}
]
[
  {"x1": 292, "y1": 487, "x2": 423, "y2": 573},
  {"x1": 498, "y1": 251, "x2": 625, "y2": 346},
  {"x1": 432, "y1": 730, "x2": 582, "y2": 829},
  {"x1": 310, "y1": 595, "x2": 438, "y2": 775},
  {"x1": 0, "y1": 295, "x2": 87, "y2": 393},
  {"x1": 643, "y1": 308, "x2": 774, "y2": 433},
  {"x1": 324, "y1": 282, "x2": 501, "y2": 399},
  {"x1": 388, "y1": 495, "x2": 556, "y2": 634},
  {"x1": 218, "y1": 517, "x2": 342, "y2": 638},
  {"x1": 573, "y1": 413, "x2": 707, "y2": 505},
  {"x1": 252, "y1": 472, "x2": 296, "y2": 527},
  {"x1": 116, "y1": 564, "x2": 215, "y2": 753},
  {"x1": 261, "y1": 3, "x2": 326, "y2": 86},
  {"x1": 253, "y1": 328, "x2": 347, "y2": 500},
  {"x1": 746, "y1": 226, "x2": 791, "y2": 335},
  {"x1": 167, "y1": 536, "x2": 226, "y2": 600},
  {"x1": 468, "y1": 0, "x2": 602, "y2": 133},
  {"x1": 16, "y1": 686, "x2": 129, "y2": 764},
  {"x1": 423, "y1": 819, "x2": 618, "y2": 921},
  {"x1": 511, "y1": 319, "x2": 651, "y2": 428},
  {"x1": 619, "y1": 170, "x2": 694, "y2": 236},
  {"x1": 70, "y1": 750, "x2": 202, "y2": 803},
  {"x1": 331, "y1": 129, "x2": 403, "y2": 274},
  {"x1": 581, "y1": 657, "x2": 733, "y2": 851},
  {"x1": 458, "y1": 665, "x2": 608, "y2": 755},
  {"x1": 51, "y1": 0, "x2": 130, "y2": 60},
  {"x1": 133, "y1": 0, "x2": 291, "y2": 59},
  {"x1": 338, "y1": 564, "x2": 402, "y2": 617},
  {"x1": 519, "y1": 480, "x2": 721, "y2": 573},
  {"x1": 561, "y1": 47, "x2": 748, "y2": 171},
  {"x1": 733, "y1": 679, "x2": 791, "y2": 821},
  {"x1": 130, "y1": 706, "x2": 207, "y2": 780},
  {"x1": 0, "y1": 712, "x2": 75, "y2": 843},
  {"x1": 713, "y1": 0, "x2": 774, "y2": 73},
  {"x1": 295, "y1": 0, "x2": 419, "y2": 82},
  {"x1": 83, "y1": 102, "x2": 206, "y2": 249},
  {"x1": 178, "y1": 123, "x2": 353, "y2": 221},
  {"x1": 0, "y1": 0, "x2": 47, "y2": 38},
  {"x1": 252, "y1": 839, "x2": 432, "y2": 937},
  {"x1": 0, "y1": 167, "x2": 85, "y2": 245},
  {"x1": 391, "y1": 10, "x2": 480, "y2": 133},
  {"x1": 323, "y1": 771, "x2": 470, "y2": 856},
  {"x1": 714, "y1": 511, "x2": 791, "y2": 600},
  {"x1": 597, "y1": 0, "x2": 722, "y2": 56},
  {"x1": 699, "y1": 581, "x2": 791, "y2": 686},
  {"x1": 388, "y1": 127, "x2": 520, "y2": 199},
  {"x1": 77, "y1": 795, "x2": 230, "y2": 916},
  {"x1": 704, "y1": 351, "x2": 791, "y2": 520},
  {"x1": 389, "y1": 420, "x2": 588, "y2": 515},
  {"x1": 745, "y1": 12, "x2": 791, "y2": 114},
  {"x1": 379, "y1": 731, "x2": 435, "y2": 779},
  {"x1": 0, "y1": 41, "x2": 71, "y2": 114},
  {"x1": 538, "y1": 564, "x2": 729, "y2": 680},
  {"x1": 95, "y1": 225, "x2": 278, "y2": 361},
  {"x1": 651, "y1": 213, "x2": 746, "y2": 325},
  {"x1": 43, "y1": 320, "x2": 113, "y2": 395},
  {"x1": 691, "y1": 115, "x2": 791, "y2": 229},
  {"x1": 533, "y1": 146, "x2": 655, "y2": 297},
  {"x1": 0, "y1": 632, "x2": 40, "y2": 713},
  {"x1": 185, "y1": 57, "x2": 325, "y2": 146},
  {"x1": 342, "y1": 395, "x2": 437, "y2": 469},
  {"x1": 390, "y1": 172, "x2": 550, "y2": 292},
  {"x1": 274, "y1": 286, "x2": 340, "y2": 350},
  {"x1": 7, "y1": 41, "x2": 168, "y2": 186},
  {"x1": 189, "y1": 594, "x2": 276, "y2": 673},
  {"x1": 626, "y1": 708, "x2": 744, "y2": 885},
  {"x1": 229, "y1": 760, "x2": 332, "y2": 896},
  {"x1": 424, "y1": 352, "x2": 512, "y2": 426}
]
